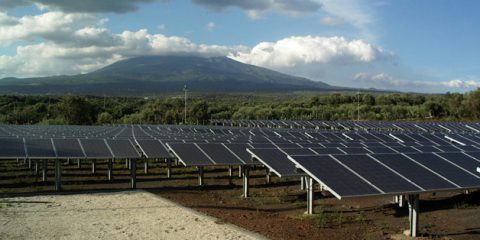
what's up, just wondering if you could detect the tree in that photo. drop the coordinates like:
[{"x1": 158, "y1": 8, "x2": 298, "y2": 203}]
[{"x1": 57, "y1": 97, "x2": 97, "y2": 125}]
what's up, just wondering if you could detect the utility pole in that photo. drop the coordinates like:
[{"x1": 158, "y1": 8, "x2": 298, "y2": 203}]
[{"x1": 183, "y1": 84, "x2": 188, "y2": 124}]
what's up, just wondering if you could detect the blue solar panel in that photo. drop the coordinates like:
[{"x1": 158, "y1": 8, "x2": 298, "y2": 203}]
[
  {"x1": 167, "y1": 143, "x2": 214, "y2": 166},
  {"x1": 288, "y1": 155, "x2": 381, "y2": 198},
  {"x1": 197, "y1": 143, "x2": 244, "y2": 165},
  {"x1": 0, "y1": 138, "x2": 25, "y2": 158},
  {"x1": 332, "y1": 154, "x2": 421, "y2": 193},
  {"x1": 437, "y1": 152, "x2": 480, "y2": 177},
  {"x1": 248, "y1": 148, "x2": 302, "y2": 177},
  {"x1": 371, "y1": 154, "x2": 456, "y2": 190},
  {"x1": 25, "y1": 138, "x2": 56, "y2": 158},
  {"x1": 53, "y1": 138, "x2": 85, "y2": 158},
  {"x1": 405, "y1": 153, "x2": 480, "y2": 188}
]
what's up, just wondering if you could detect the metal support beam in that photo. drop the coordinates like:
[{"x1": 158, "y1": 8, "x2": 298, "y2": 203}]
[
  {"x1": 107, "y1": 158, "x2": 113, "y2": 181},
  {"x1": 91, "y1": 159, "x2": 96, "y2": 174},
  {"x1": 228, "y1": 166, "x2": 233, "y2": 177},
  {"x1": 198, "y1": 166, "x2": 204, "y2": 186},
  {"x1": 28, "y1": 158, "x2": 32, "y2": 169},
  {"x1": 306, "y1": 176, "x2": 314, "y2": 215},
  {"x1": 54, "y1": 159, "x2": 61, "y2": 191},
  {"x1": 243, "y1": 166, "x2": 250, "y2": 198},
  {"x1": 42, "y1": 159, "x2": 48, "y2": 182},
  {"x1": 166, "y1": 159, "x2": 171, "y2": 178},
  {"x1": 238, "y1": 165, "x2": 243, "y2": 178},
  {"x1": 34, "y1": 160, "x2": 39, "y2": 175},
  {"x1": 66, "y1": 158, "x2": 70, "y2": 165},
  {"x1": 407, "y1": 194, "x2": 420, "y2": 237},
  {"x1": 77, "y1": 159, "x2": 81, "y2": 169},
  {"x1": 130, "y1": 159, "x2": 136, "y2": 189},
  {"x1": 399, "y1": 195, "x2": 405, "y2": 208},
  {"x1": 125, "y1": 159, "x2": 129, "y2": 169}
]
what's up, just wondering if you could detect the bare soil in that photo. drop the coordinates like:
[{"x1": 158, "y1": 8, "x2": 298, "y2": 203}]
[{"x1": 1, "y1": 159, "x2": 479, "y2": 239}]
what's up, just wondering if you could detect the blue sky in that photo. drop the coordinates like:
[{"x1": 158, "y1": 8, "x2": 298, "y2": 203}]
[{"x1": 0, "y1": 0, "x2": 479, "y2": 93}]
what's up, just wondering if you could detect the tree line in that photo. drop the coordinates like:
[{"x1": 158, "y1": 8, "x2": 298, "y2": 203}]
[{"x1": 1, "y1": 89, "x2": 480, "y2": 125}]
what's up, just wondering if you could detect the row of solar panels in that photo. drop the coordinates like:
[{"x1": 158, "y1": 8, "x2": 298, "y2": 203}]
[
  {"x1": 211, "y1": 119, "x2": 480, "y2": 133},
  {"x1": 0, "y1": 138, "x2": 173, "y2": 159}
]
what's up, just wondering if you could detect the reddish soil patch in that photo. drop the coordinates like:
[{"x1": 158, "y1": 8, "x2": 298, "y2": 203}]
[{"x1": 1, "y1": 159, "x2": 479, "y2": 239}]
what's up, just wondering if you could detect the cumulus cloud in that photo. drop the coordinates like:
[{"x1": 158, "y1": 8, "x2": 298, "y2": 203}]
[
  {"x1": 354, "y1": 72, "x2": 480, "y2": 91},
  {"x1": 320, "y1": 16, "x2": 343, "y2": 26},
  {"x1": 0, "y1": 11, "x2": 100, "y2": 46},
  {"x1": 229, "y1": 36, "x2": 393, "y2": 69},
  {"x1": 193, "y1": 0, "x2": 322, "y2": 18},
  {"x1": 0, "y1": 0, "x2": 164, "y2": 13},
  {"x1": 0, "y1": 28, "x2": 244, "y2": 78}
]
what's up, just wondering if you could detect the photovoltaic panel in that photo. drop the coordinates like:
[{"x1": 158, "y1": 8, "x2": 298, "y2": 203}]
[
  {"x1": 371, "y1": 154, "x2": 456, "y2": 190},
  {"x1": 249, "y1": 143, "x2": 276, "y2": 148},
  {"x1": 456, "y1": 145, "x2": 479, "y2": 152},
  {"x1": 434, "y1": 145, "x2": 461, "y2": 153},
  {"x1": 0, "y1": 138, "x2": 25, "y2": 159},
  {"x1": 405, "y1": 153, "x2": 480, "y2": 188},
  {"x1": 106, "y1": 139, "x2": 141, "y2": 159},
  {"x1": 167, "y1": 143, "x2": 215, "y2": 166},
  {"x1": 436, "y1": 152, "x2": 480, "y2": 177},
  {"x1": 25, "y1": 138, "x2": 56, "y2": 158},
  {"x1": 223, "y1": 143, "x2": 254, "y2": 163},
  {"x1": 79, "y1": 139, "x2": 113, "y2": 159},
  {"x1": 52, "y1": 138, "x2": 85, "y2": 158},
  {"x1": 339, "y1": 147, "x2": 371, "y2": 154},
  {"x1": 247, "y1": 148, "x2": 302, "y2": 177},
  {"x1": 332, "y1": 154, "x2": 421, "y2": 193},
  {"x1": 367, "y1": 147, "x2": 396, "y2": 154},
  {"x1": 136, "y1": 139, "x2": 172, "y2": 158},
  {"x1": 310, "y1": 147, "x2": 344, "y2": 155},
  {"x1": 281, "y1": 148, "x2": 315, "y2": 155},
  {"x1": 288, "y1": 155, "x2": 381, "y2": 198},
  {"x1": 196, "y1": 143, "x2": 244, "y2": 165},
  {"x1": 412, "y1": 146, "x2": 442, "y2": 153},
  {"x1": 389, "y1": 146, "x2": 420, "y2": 153},
  {"x1": 321, "y1": 143, "x2": 345, "y2": 148}
]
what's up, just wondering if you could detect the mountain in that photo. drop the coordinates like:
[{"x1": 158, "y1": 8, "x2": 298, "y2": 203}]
[{"x1": 0, "y1": 55, "x2": 343, "y2": 95}]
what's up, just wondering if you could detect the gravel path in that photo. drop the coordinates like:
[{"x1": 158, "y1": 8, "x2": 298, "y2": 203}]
[{"x1": 0, "y1": 190, "x2": 266, "y2": 240}]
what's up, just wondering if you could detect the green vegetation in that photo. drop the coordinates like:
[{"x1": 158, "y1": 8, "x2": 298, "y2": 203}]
[{"x1": 1, "y1": 89, "x2": 480, "y2": 125}]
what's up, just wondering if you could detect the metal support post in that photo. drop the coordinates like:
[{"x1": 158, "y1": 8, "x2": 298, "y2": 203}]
[
  {"x1": 238, "y1": 165, "x2": 243, "y2": 178},
  {"x1": 306, "y1": 176, "x2": 314, "y2": 214},
  {"x1": 144, "y1": 159, "x2": 148, "y2": 174},
  {"x1": 42, "y1": 159, "x2": 48, "y2": 182},
  {"x1": 243, "y1": 166, "x2": 250, "y2": 198},
  {"x1": 166, "y1": 159, "x2": 171, "y2": 178},
  {"x1": 407, "y1": 194, "x2": 420, "y2": 237},
  {"x1": 198, "y1": 166, "x2": 204, "y2": 186},
  {"x1": 77, "y1": 159, "x2": 81, "y2": 168},
  {"x1": 107, "y1": 158, "x2": 113, "y2": 181},
  {"x1": 266, "y1": 168, "x2": 271, "y2": 184},
  {"x1": 301, "y1": 176, "x2": 306, "y2": 190},
  {"x1": 91, "y1": 159, "x2": 96, "y2": 174},
  {"x1": 54, "y1": 159, "x2": 61, "y2": 191},
  {"x1": 228, "y1": 166, "x2": 233, "y2": 177},
  {"x1": 130, "y1": 159, "x2": 136, "y2": 189}
]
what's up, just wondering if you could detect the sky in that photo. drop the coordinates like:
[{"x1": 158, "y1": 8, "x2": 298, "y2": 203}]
[{"x1": 0, "y1": 0, "x2": 479, "y2": 93}]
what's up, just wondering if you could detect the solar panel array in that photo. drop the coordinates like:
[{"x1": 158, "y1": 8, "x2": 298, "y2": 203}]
[{"x1": 1, "y1": 122, "x2": 479, "y2": 198}]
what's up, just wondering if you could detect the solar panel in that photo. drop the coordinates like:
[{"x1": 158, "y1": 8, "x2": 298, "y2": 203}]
[
  {"x1": 288, "y1": 155, "x2": 381, "y2": 198},
  {"x1": 107, "y1": 139, "x2": 141, "y2": 159},
  {"x1": 25, "y1": 138, "x2": 56, "y2": 158},
  {"x1": 281, "y1": 148, "x2": 315, "y2": 155},
  {"x1": 371, "y1": 154, "x2": 456, "y2": 190},
  {"x1": 412, "y1": 146, "x2": 442, "y2": 153},
  {"x1": 310, "y1": 147, "x2": 344, "y2": 155},
  {"x1": 0, "y1": 138, "x2": 25, "y2": 159},
  {"x1": 247, "y1": 148, "x2": 302, "y2": 177},
  {"x1": 405, "y1": 153, "x2": 480, "y2": 188},
  {"x1": 52, "y1": 138, "x2": 85, "y2": 158},
  {"x1": 332, "y1": 154, "x2": 421, "y2": 193},
  {"x1": 367, "y1": 147, "x2": 396, "y2": 154},
  {"x1": 79, "y1": 139, "x2": 113, "y2": 159},
  {"x1": 167, "y1": 143, "x2": 215, "y2": 166},
  {"x1": 436, "y1": 152, "x2": 480, "y2": 177},
  {"x1": 339, "y1": 147, "x2": 371, "y2": 154},
  {"x1": 136, "y1": 139, "x2": 172, "y2": 158},
  {"x1": 223, "y1": 143, "x2": 254, "y2": 163},
  {"x1": 196, "y1": 143, "x2": 244, "y2": 165}
]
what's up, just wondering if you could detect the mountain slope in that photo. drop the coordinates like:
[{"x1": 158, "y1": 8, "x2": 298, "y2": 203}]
[{"x1": 0, "y1": 55, "x2": 340, "y2": 95}]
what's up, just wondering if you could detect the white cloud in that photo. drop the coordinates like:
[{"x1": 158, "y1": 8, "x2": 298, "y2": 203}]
[
  {"x1": 0, "y1": 11, "x2": 99, "y2": 46},
  {"x1": 229, "y1": 36, "x2": 393, "y2": 69},
  {"x1": 206, "y1": 21, "x2": 215, "y2": 32},
  {"x1": 354, "y1": 72, "x2": 480, "y2": 91}
]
